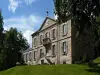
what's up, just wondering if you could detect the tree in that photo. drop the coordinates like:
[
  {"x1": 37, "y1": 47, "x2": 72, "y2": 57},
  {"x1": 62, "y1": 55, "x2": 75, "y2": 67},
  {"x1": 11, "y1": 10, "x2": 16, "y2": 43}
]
[
  {"x1": 0, "y1": 10, "x2": 4, "y2": 52},
  {"x1": 0, "y1": 10, "x2": 3, "y2": 34},
  {"x1": 54, "y1": 0, "x2": 100, "y2": 58},
  {"x1": 3, "y1": 28, "x2": 29, "y2": 69},
  {"x1": 0, "y1": 10, "x2": 5, "y2": 70},
  {"x1": 0, "y1": 28, "x2": 29, "y2": 70}
]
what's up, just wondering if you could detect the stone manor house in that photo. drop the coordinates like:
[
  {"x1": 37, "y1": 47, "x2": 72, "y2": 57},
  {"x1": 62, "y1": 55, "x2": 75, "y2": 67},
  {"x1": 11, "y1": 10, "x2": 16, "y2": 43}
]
[{"x1": 22, "y1": 16, "x2": 93, "y2": 65}]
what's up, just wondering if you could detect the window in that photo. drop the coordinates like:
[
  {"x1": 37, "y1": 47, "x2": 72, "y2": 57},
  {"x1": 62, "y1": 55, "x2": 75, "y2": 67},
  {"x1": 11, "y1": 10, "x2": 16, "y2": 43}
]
[
  {"x1": 34, "y1": 38, "x2": 36, "y2": 46},
  {"x1": 63, "y1": 24, "x2": 68, "y2": 36},
  {"x1": 63, "y1": 61, "x2": 66, "y2": 64},
  {"x1": 40, "y1": 49, "x2": 44, "y2": 58},
  {"x1": 41, "y1": 60, "x2": 44, "y2": 64},
  {"x1": 40, "y1": 35, "x2": 43, "y2": 44},
  {"x1": 24, "y1": 54, "x2": 26, "y2": 62},
  {"x1": 52, "y1": 29, "x2": 56, "y2": 39},
  {"x1": 52, "y1": 45, "x2": 55, "y2": 56},
  {"x1": 26, "y1": 54, "x2": 28, "y2": 62},
  {"x1": 62, "y1": 41, "x2": 68, "y2": 55},
  {"x1": 34, "y1": 51, "x2": 36, "y2": 61},
  {"x1": 45, "y1": 32, "x2": 48, "y2": 38},
  {"x1": 29, "y1": 52, "x2": 32, "y2": 61},
  {"x1": 45, "y1": 32, "x2": 50, "y2": 38}
]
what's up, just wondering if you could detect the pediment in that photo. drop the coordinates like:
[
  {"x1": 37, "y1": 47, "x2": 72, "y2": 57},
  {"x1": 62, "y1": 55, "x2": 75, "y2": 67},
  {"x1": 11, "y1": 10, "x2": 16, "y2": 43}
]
[{"x1": 39, "y1": 17, "x2": 57, "y2": 31}]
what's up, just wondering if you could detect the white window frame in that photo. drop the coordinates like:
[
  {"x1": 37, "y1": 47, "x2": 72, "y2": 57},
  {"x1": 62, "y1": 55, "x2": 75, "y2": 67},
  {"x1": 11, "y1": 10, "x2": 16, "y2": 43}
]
[
  {"x1": 62, "y1": 41, "x2": 68, "y2": 55},
  {"x1": 62, "y1": 23, "x2": 68, "y2": 36}
]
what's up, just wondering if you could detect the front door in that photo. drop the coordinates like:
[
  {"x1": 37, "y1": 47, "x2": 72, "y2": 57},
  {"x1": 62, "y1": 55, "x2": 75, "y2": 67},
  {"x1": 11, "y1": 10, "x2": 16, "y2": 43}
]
[{"x1": 41, "y1": 60, "x2": 44, "y2": 64}]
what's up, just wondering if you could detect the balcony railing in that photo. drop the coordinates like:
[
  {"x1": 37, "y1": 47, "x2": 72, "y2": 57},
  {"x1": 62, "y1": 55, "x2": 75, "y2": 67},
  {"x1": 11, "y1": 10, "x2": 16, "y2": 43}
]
[{"x1": 43, "y1": 38, "x2": 51, "y2": 46}]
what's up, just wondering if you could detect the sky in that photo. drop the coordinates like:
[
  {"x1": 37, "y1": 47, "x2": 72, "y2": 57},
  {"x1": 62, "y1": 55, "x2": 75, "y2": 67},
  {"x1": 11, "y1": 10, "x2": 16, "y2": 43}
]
[{"x1": 0, "y1": 0, "x2": 55, "y2": 47}]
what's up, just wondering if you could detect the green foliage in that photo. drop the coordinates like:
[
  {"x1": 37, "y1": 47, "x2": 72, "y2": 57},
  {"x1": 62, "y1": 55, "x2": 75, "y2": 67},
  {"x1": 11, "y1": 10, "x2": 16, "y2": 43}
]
[
  {"x1": 93, "y1": 57, "x2": 100, "y2": 63},
  {"x1": 54, "y1": 0, "x2": 100, "y2": 33},
  {"x1": 0, "y1": 28, "x2": 29, "y2": 70},
  {"x1": 0, "y1": 11, "x2": 3, "y2": 33},
  {"x1": 0, "y1": 10, "x2": 4, "y2": 53},
  {"x1": 54, "y1": 0, "x2": 71, "y2": 23},
  {"x1": 54, "y1": 0, "x2": 100, "y2": 58},
  {"x1": 5, "y1": 28, "x2": 29, "y2": 52}
]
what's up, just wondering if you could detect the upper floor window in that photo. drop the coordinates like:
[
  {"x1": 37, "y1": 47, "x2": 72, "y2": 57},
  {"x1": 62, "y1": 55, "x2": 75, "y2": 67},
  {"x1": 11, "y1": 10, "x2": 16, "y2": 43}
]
[
  {"x1": 40, "y1": 49, "x2": 44, "y2": 58},
  {"x1": 62, "y1": 41, "x2": 68, "y2": 55},
  {"x1": 52, "y1": 29, "x2": 56, "y2": 39},
  {"x1": 34, "y1": 38, "x2": 36, "y2": 46},
  {"x1": 45, "y1": 32, "x2": 50, "y2": 38},
  {"x1": 63, "y1": 24, "x2": 68, "y2": 36},
  {"x1": 40, "y1": 35, "x2": 43, "y2": 44},
  {"x1": 52, "y1": 45, "x2": 56, "y2": 56}
]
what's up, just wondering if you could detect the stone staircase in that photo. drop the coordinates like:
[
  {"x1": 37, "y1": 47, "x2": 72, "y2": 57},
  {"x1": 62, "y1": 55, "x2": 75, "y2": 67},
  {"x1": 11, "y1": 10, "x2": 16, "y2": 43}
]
[{"x1": 45, "y1": 56, "x2": 53, "y2": 64}]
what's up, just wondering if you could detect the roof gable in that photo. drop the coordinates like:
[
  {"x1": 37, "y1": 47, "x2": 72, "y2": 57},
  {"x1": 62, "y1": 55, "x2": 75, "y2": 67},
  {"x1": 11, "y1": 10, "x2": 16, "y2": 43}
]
[
  {"x1": 31, "y1": 17, "x2": 57, "y2": 36},
  {"x1": 39, "y1": 17, "x2": 57, "y2": 31}
]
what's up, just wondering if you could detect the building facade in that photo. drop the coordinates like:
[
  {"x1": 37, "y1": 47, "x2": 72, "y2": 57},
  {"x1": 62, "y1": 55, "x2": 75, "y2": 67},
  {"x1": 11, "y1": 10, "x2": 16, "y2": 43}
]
[{"x1": 23, "y1": 16, "x2": 93, "y2": 65}]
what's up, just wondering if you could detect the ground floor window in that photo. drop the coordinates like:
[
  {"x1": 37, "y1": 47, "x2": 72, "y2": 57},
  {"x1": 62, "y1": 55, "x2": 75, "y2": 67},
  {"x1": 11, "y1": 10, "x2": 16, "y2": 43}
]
[
  {"x1": 62, "y1": 41, "x2": 68, "y2": 55},
  {"x1": 52, "y1": 45, "x2": 55, "y2": 56},
  {"x1": 34, "y1": 51, "x2": 36, "y2": 61},
  {"x1": 29, "y1": 52, "x2": 32, "y2": 61},
  {"x1": 40, "y1": 49, "x2": 44, "y2": 58}
]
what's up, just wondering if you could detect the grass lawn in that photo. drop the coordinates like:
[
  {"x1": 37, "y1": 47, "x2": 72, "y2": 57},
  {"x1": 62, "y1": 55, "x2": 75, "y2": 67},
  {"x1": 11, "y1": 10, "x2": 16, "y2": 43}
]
[
  {"x1": 0, "y1": 64, "x2": 100, "y2": 75},
  {"x1": 93, "y1": 57, "x2": 100, "y2": 63}
]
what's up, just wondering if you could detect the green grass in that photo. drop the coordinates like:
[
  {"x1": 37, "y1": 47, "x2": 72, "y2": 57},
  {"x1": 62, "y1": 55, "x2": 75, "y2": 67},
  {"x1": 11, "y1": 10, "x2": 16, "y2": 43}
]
[
  {"x1": 0, "y1": 64, "x2": 99, "y2": 75},
  {"x1": 93, "y1": 57, "x2": 100, "y2": 63}
]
